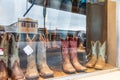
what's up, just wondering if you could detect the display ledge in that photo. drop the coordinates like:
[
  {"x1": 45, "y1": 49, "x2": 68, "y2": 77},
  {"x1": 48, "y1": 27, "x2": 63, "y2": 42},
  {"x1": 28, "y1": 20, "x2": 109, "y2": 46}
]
[{"x1": 46, "y1": 68, "x2": 119, "y2": 80}]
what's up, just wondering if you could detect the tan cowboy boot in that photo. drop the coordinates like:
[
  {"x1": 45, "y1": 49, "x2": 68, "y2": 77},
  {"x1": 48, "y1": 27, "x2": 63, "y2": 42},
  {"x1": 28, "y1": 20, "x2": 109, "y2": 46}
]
[
  {"x1": 95, "y1": 41, "x2": 106, "y2": 70},
  {"x1": 37, "y1": 34, "x2": 53, "y2": 78},
  {"x1": 69, "y1": 37, "x2": 86, "y2": 72},
  {"x1": 0, "y1": 33, "x2": 9, "y2": 67},
  {"x1": 25, "y1": 34, "x2": 39, "y2": 80},
  {"x1": 86, "y1": 41, "x2": 98, "y2": 68},
  {"x1": 77, "y1": 42, "x2": 85, "y2": 52},
  {"x1": 61, "y1": 37, "x2": 76, "y2": 73},
  {"x1": 0, "y1": 60, "x2": 8, "y2": 80}
]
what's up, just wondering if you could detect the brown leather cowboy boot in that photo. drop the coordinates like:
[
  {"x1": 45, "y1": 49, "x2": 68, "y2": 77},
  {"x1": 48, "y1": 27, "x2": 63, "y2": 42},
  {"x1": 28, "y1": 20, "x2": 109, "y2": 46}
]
[
  {"x1": 37, "y1": 34, "x2": 53, "y2": 78},
  {"x1": 12, "y1": 60, "x2": 25, "y2": 80},
  {"x1": 69, "y1": 37, "x2": 86, "y2": 72},
  {"x1": 10, "y1": 34, "x2": 25, "y2": 80},
  {"x1": 95, "y1": 41, "x2": 106, "y2": 70},
  {"x1": 61, "y1": 37, "x2": 76, "y2": 73},
  {"x1": 25, "y1": 34, "x2": 39, "y2": 80},
  {"x1": 86, "y1": 41, "x2": 98, "y2": 68},
  {"x1": 0, "y1": 60, "x2": 8, "y2": 80}
]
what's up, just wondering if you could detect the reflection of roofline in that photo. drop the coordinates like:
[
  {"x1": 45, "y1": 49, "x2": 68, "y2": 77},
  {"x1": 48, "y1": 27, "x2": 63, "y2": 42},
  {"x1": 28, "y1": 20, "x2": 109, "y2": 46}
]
[{"x1": 0, "y1": 25, "x2": 5, "y2": 31}]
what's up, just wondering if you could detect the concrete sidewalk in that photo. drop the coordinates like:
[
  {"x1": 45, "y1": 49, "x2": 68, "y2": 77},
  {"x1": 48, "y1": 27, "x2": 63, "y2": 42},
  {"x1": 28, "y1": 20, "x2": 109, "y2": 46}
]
[{"x1": 78, "y1": 71, "x2": 120, "y2": 80}]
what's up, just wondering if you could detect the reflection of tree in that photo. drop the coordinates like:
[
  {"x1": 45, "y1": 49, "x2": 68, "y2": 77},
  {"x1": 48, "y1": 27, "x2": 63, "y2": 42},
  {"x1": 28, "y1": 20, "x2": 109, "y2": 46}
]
[{"x1": 78, "y1": 0, "x2": 86, "y2": 14}]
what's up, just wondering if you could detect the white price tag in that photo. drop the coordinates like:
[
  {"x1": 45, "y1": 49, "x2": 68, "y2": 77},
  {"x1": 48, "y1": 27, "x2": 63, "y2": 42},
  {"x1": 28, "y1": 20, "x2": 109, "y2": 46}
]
[
  {"x1": 0, "y1": 48, "x2": 4, "y2": 55},
  {"x1": 23, "y1": 45, "x2": 33, "y2": 55}
]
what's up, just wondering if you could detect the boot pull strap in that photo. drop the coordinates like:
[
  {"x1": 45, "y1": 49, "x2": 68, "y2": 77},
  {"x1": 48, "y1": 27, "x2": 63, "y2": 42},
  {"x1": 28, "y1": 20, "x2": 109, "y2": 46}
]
[
  {"x1": 16, "y1": 34, "x2": 20, "y2": 42},
  {"x1": 91, "y1": 41, "x2": 95, "y2": 47},
  {"x1": 39, "y1": 34, "x2": 44, "y2": 41},
  {"x1": 32, "y1": 34, "x2": 37, "y2": 41},
  {"x1": 26, "y1": 34, "x2": 31, "y2": 42}
]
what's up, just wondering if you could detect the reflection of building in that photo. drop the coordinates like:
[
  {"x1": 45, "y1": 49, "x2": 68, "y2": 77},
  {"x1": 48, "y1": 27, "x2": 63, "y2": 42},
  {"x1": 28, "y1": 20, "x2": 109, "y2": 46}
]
[
  {"x1": 38, "y1": 28, "x2": 86, "y2": 41},
  {"x1": 18, "y1": 18, "x2": 38, "y2": 33}
]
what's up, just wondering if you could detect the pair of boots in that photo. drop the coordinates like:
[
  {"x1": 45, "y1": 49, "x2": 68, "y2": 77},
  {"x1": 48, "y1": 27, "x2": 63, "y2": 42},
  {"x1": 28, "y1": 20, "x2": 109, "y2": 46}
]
[
  {"x1": 61, "y1": 37, "x2": 86, "y2": 73},
  {"x1": 86, "y1": 41, "x2": 106, "y2": 70},
  {"x1": 0, "y1": 33, "x2": 25, "y2": 80},
  {"x1": 25, "y1": 34, "x2": 53, "y2": 79}
]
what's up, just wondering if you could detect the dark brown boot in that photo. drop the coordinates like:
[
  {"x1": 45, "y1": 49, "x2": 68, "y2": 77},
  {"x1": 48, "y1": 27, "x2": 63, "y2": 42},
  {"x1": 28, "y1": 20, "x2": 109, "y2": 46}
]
[
  {"x1": 12, "y1": 60, "x2": 25, "y2": 80},
  {"x1": 69, "y1": 37, "x2": 86, "y2": 72},
  {"x1": 61, "y1": 37, "x2": 76, "y2": 73},
  {"x1": 0, "y1": 60, "x2": 8, "y2": 80}
]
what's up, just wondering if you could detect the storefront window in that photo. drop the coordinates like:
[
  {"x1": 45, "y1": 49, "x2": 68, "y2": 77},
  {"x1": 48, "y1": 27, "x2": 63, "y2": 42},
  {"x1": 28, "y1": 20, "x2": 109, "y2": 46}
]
[{"x1": 0, "y1": 0, "x2": 116, "y2": 80}]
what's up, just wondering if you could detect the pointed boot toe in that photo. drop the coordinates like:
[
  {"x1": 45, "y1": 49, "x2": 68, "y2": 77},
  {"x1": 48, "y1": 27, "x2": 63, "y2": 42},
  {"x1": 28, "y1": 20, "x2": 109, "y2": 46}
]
[
  {"x1": 71, "y1": 59, "x2": 86, "y2": 72},
  {"x1": 25, "y1": 60, "x2": 39, "y2": 80},
  {"x1": 12, "y1": 60, "x2": 25, "y2": 80},
  {"x1": 39, "y1": 64, "x2": 54, "y2": 78},
  {"x1": 94, "y1": 56, "x2": 106, "y2": 70},
  {"x1": 63, "y1": 62, "x2": 76, "y2": 73},
  {"x1": 86, "y1": 55, "x2": 97, "y2": 68},
  {"x1": 0, "y1": 60, "x2": 8, "y2": 80}
]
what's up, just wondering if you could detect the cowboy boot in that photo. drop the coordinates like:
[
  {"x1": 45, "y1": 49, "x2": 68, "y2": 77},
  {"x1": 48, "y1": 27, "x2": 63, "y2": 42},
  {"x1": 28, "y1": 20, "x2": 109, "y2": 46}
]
[
  {"x1": 9, "y1": 34, "x2": 25, "y2": 80},
  {"x1": 61, "y1": 37, "x2": 76, "y2": 73},
  {"x1": 12, "y1": 60, "x2": 25, "y2": 80},
  {"x1": 77, "y1": 42, "x2": 85, "y2": 52},
  {"x1": 37, "y1": 34, "x2": 53, "y2": 78},
  {"x1": 69, "y1": 37, "x2": 86, "y2": 72},
  {"x1": 0, "y1": 60, "x2": 8, "y2": 80},
  {"x1": 25, "y1": 34, "x2": 39, "y2": 80},
  {"x1": 0, "y1": 33, "x2": 9, "y2": 67},
  {"x1": 95, "y1": 41, "x2": 106, "y2": 70},
  {"x1": 86, "y1": 41, "x2": 98, "y2": 68}
]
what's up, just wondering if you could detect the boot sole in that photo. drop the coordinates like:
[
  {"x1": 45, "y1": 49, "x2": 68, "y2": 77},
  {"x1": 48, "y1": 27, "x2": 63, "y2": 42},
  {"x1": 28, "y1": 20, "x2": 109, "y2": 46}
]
[
  {"x1": 76, "y1": 69, "x2": 86, "y2": 72},
  {"x1": 26, "y1": 76, "x2": 39, "y2": 80},
  {"x1": 40, "y1": 73, "x2": 54, "y2": 78},
  {"x1": 63, "y1": 69, "x2": 76, "y2": 74}
]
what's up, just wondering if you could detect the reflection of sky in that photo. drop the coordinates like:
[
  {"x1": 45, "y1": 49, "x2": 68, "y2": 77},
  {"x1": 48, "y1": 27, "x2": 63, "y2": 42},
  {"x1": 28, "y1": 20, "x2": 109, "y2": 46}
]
[{"x1": 0, "y1": 0, "x2": 86, "y2": 31}]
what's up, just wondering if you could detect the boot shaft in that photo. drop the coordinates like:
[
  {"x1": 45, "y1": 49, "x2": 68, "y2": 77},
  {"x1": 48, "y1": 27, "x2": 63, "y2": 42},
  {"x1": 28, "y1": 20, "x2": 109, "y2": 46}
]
[
  {"x1": 61, "y1": 38, "x2": 70, "y2": 61},
  {"x1": 37, "y1": 34, "x2": 47, "y2": 65},
  {"x1": 0, "y1": 33, "x2": 9, "y2": 67},
  {"x1": 91, "y1": 41, "x2": 98, "y2": 57},
  {"x1": 98, "y1": 41, "x2": 106, "y2": 61},
  {"x1": 10, "y1": 34, "x2": 20, "y2": 67},
  {"x1": 69, "y1": 37, "x2": 78, "y2": 61}
]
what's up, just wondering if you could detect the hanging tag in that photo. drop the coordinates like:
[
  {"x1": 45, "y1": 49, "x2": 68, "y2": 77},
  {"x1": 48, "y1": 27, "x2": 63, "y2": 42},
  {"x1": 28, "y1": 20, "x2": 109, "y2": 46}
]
[
  {"x1": 0, "y1": 48, "x2": 4, "y2": 55},
  {"x1": 23, "y1": 45, "x2": 33, "y2": 55}
]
